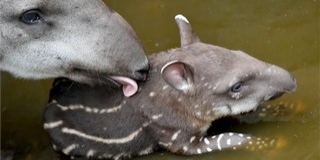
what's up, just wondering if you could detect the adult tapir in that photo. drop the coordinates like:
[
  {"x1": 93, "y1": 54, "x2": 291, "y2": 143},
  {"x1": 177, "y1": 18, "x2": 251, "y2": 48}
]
[
  {"x1": 43, "y1": 15, "x2": 297, "y2": 160},
  {"x1": 0, "y1": 1, "x2": 149, "y2": 159},
  {"x1": 0, "y1": 0, "x2": 149, "y2": 85}
]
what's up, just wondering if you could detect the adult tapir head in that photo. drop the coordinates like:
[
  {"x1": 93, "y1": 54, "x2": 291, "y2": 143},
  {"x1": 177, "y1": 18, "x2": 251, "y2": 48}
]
[
  {"x1": 145, "y1": 15, "x2": 297, "y2": 120},
  {"x1": 0, "y1": 0, "x2": 149, "y2": 84}
]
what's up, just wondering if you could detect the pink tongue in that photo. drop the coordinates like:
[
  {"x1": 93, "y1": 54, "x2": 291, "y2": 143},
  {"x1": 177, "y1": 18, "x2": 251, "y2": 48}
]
[{"x1": 110, "y1": 76, "x2": 138, "y2": 97}]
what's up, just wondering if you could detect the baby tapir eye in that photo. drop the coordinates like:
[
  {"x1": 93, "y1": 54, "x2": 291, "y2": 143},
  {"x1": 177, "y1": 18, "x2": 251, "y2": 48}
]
[
  {"x1": 231, "y1": 82, "x2": 243, "y2": 92},
  {"x1": 20, "y1": 9, "x2": 43, "y2": 24}
]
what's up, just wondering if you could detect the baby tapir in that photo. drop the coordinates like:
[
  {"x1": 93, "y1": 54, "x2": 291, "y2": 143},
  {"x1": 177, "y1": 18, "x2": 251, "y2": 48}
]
[{"x1": 43, "y1": 15, "x2": 297, "y2": 160}]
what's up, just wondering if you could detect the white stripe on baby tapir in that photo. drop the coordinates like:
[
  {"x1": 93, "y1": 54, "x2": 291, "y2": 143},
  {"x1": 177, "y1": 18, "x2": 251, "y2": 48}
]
[
  {"x1": 61, "y1": 127, "x2": 144, "y2": 144},
  {"x1": 43, "y1": 120, "x2": 63, "y2": 129},
  {"x1": 52, "y1": 144, "x2": 57, "y2": 150},
  {"x1": 197, "y1": 148, "x2": 201, "y2": 154},
  {"x1": 183, "y1": 146, "x2": 189, "y2": 152},
  {"x1": 227, "y1": 138, "x2": 231, "y2": 145},
  {"x1": 99, "y1": 105, "x2": 122, "y2": 114},
  {"x1": 113, "y1": 153, "x2": 124, "y2": 160},
  {"x1": 151, "y1": 114, "x2": 163, "y2": 120},
  {"x1": 56, "y1": 103, "x2": 122, "y2": 114},
  {"x1": 171, "y1": 130, "x2": 181, "y2": 141},
  {"x1": 206, "y1": 147, "x2": 212, "y2": 152},
  {"x1": 138, "y1": 145, "x2": 153, "y2": 156},
  {"x1": 57, "y1": 104, "x2": 83, "y2": 111},
  {"x1": 48, "y1": 100, "x2": 57, "y2": 105},
  {"x1": 217, "y1": 134, "x2": 224, "y2": 150},
  {"x1": 149, "y1": 92, "x2": 156, "y2": 97},
  {"x1": 204, "y1": 138, "x2": 210, "y2": 145},
  {"x1": 85, "y1": 107, "x2": 92, "y2": 112},
  {"x1": 190, "y1": 136, "x2": 196, "y2": 143},
  {"x1": 162, "y1": 85, "x2": 169, "y2": 91},
  {"x1": 87, "y1": 149, "x2": 95, "y2": 158},
  {"x1": 62, "y1": 144, "x2": 78, "y2": 155},
  {"x1": 159, "y1": 141, "x2": 173, "y2": 147},
  {"x1": 93, "y1": 108, "x2": 99, "y2": 113}
]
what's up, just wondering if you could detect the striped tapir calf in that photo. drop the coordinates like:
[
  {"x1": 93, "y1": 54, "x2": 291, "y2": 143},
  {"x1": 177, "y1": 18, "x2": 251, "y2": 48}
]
[{"x1": 43, "y1": 15, "x2": 297, "y2": 160}]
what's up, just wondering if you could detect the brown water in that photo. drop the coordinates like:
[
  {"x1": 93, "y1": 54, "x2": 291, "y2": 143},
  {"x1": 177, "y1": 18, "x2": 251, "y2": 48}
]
[{"x1": 1, "y1": 0, "x2": 319, "y2": 160}]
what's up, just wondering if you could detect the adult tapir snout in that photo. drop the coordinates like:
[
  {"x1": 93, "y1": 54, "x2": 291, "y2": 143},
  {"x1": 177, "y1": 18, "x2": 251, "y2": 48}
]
[{"x1": 107, "y1": 12, "x2": 150, "y2": 81}]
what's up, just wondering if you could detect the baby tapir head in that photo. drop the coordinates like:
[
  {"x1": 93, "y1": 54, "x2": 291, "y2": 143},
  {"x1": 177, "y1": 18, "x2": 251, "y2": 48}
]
[{"x1": 149, "y1": 15, "x2": 297, "y2": 121}]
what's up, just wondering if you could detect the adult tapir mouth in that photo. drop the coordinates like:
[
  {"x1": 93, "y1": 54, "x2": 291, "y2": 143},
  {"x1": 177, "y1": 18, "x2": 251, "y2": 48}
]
[
  {"x1": 71, "y1": 67, "x2": 140, "y2": 97},
  {"x1": 70, "y1": 67, "x2": 116, "y2": 84}
]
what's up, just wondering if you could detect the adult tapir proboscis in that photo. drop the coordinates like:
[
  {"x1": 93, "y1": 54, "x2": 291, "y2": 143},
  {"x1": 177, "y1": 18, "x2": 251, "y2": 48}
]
[
  {"x1": 0, "y1": 0, "x2": 149, "y2": 85},
  {"x1": 43, "y1": 15, "x2": 297, "y2": 160}
]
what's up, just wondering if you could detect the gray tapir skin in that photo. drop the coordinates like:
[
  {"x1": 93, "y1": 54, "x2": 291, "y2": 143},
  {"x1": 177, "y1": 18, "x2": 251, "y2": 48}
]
[
  {"x1": 43, "y1": 15, "x2": 297, "y2": 159},
  {"x1": 0, "y1": 0, "x2": 149, "y2": 84}
]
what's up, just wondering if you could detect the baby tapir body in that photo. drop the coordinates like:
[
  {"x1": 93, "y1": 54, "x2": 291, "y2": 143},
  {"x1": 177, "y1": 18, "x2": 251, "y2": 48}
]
[{"x1": 43, "y1": 15, "x2": 297, "y2": 160}]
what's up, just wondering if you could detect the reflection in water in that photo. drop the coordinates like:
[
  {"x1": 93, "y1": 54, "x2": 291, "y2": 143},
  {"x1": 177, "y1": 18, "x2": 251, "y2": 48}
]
[{"x1": 1, "y1": 0, "x2": 319, "y2": 159}]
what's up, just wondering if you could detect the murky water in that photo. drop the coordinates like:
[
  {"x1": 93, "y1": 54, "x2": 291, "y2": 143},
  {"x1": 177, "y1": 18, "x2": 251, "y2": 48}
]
[{"x1": 1, "y1": 0, "x2": 319, "y2": 160}]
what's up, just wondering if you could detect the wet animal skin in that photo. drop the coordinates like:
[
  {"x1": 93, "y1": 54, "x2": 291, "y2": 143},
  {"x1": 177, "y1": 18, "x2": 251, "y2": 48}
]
[{"x1": 43, "y1": 15, "x2": 297, "y2": 160}]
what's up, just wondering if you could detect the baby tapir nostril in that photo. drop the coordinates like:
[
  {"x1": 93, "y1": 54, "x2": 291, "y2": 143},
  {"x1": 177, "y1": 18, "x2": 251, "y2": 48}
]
[
  {"x1": 291, "y1": 75, "x2": 297, "y2": 83},
  {"x1": 284, "y1": 74, "x2": 297, "y2": 93}
]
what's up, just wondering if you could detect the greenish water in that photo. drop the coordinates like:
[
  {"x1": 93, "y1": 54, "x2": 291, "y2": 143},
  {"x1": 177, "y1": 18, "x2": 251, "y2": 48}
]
[{"x1": 1, "y1": 0, "x2": 319, "y2": 160}]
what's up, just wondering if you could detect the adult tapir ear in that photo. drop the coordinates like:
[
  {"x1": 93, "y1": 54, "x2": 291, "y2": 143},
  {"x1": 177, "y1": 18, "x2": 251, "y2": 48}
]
[
  {"x1": 175, "y1": 14, "x2": 200, "y2": 47},
  {"x1": 161, "y1": 61, "x2": 194, "y2": 94}
]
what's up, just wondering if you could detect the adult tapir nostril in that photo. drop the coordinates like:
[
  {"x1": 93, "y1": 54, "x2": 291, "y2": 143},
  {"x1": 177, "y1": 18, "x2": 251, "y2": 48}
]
[{"x1": 134, "y1": 64, "x2": 150, "y2": 81}]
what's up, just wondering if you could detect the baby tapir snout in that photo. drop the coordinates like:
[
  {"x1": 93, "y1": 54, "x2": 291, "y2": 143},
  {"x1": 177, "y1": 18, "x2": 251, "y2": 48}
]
[{"x1": 255, "y1": 63, "x2": 297, "y2": 102}]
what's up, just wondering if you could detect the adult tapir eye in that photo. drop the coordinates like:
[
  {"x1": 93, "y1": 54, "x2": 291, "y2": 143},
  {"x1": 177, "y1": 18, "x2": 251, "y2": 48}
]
[
  {"x1": 20, "y1": 9, "x2": 43, "y2": 24},
  {"x1": 231, "y1": 82, "x2": 243, "y2": 92}
]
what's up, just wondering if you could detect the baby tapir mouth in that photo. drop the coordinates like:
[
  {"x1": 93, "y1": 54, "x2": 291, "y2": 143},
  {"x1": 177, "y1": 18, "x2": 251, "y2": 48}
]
[{"x1": 264, "y1": 92, "x2": 284, "y2": 101}]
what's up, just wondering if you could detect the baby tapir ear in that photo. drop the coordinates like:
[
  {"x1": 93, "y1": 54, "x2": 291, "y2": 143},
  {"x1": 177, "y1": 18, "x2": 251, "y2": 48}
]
[
  {"x1": 161, "y1": 61, "x2": 194, "y2": 93},
  {"x1": 175, "y1": 14, "x2": 200, "y2": 47}
]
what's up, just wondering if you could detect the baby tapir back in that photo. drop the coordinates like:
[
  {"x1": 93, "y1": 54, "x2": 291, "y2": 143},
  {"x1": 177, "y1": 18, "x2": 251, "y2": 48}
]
[{"x1": 43, "y1": 15, "x2": 296, "y2": 159}]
